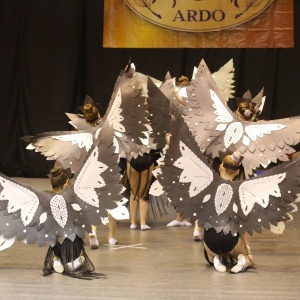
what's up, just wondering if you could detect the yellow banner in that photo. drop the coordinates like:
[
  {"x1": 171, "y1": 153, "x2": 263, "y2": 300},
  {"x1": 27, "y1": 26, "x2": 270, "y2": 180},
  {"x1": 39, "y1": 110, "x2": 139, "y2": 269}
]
[{"x1": 103, "y1": 0, "x2": 293, "y2": 48}]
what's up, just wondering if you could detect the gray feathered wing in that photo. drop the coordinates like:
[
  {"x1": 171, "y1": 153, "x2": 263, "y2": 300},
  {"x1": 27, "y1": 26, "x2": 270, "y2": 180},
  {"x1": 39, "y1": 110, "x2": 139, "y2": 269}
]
[
  {"x1": 65, "y1": 113, "x2": 90, "y2": 130},
  {"x1": 23, "y1": 64, "x2": 151, "y2": 167},
  {"x1": 179, "y1": 59, "x2": 300, "y2": 177},
  {"x1": 211, "y1": 58, "x2": 235, "y2": 101},
  {"x1": 22, "y1": 127, "x2": 100, "y2": 173},
  {"x1": 101, "y1": 62, "x2": 156, "y2": 158},
  {"x1": 186, "y1": 58, "x2": 235, "y2": 102},
  {"x1": 155, "y1": 110, "x2": 300, "y2": 237},
  {"x1": 0, "y1": 120, "x2": 128, "y2": 251}
]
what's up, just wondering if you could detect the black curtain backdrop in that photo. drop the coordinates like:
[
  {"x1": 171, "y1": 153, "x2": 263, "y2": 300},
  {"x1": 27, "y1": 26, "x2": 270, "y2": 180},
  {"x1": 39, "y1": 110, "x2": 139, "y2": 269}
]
[{"x1": 0, "y1": 0, "x2": 299, "y2": 177}]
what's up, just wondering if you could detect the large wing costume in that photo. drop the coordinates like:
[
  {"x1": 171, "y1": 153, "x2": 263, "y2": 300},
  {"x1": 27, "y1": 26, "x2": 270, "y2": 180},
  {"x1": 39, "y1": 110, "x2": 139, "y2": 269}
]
[
  {"x1": 177, "y1": 58, "x2": 235, "y2": 102},
  {"x1": 178, "y1": 59, "x2": 300, "y2": 177},
  {"x1": 22, "y1": 126, "x2": 100, "y2": 173},
  {"x1": 0, "y1": 120, "x2": 129, "y2": 251},
  {"x1": 146, "y1": 59, "x2": 238, "y2": 152},
  {"x1": 105, "y1": 61, "x2": 155, "y2": 158},
  {"x1": 23, "y1": 62, "x2": 157, "y2": 171},
  {"x1": 153, "y1": 109, "x2": 300, "y2": 237},
  {"x1": 211, "y1": 58, "x2": 235, "y2": 101}
]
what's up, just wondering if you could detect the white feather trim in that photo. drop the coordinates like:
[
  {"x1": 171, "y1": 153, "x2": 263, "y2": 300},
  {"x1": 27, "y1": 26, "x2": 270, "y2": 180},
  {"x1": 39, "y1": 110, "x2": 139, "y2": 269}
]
[
  {"x1": 54, "y1": 133, "x2": 93, "y2": 151},
  {"x1": 74, "y1": 146, "x2": 108, "y2": 207},
  {"x1": 239, "y1": 173, "x2": 286, "y2": 216},
  {"x1": 0, "y1": 177, "x2": 39, "y2": 226},
  {"x1": 174, "y1": 141, "x2": 213, "y2": 197}
]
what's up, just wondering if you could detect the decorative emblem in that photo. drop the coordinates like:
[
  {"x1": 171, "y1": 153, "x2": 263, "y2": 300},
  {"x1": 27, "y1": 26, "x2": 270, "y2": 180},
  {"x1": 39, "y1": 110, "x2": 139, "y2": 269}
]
[{"x1": 124, "y1": 0, "x2": 274, "y2": 32}]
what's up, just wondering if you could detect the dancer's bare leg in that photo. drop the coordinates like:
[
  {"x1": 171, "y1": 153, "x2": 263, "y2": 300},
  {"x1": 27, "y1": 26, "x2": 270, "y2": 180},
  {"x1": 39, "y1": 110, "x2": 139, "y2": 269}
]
[
  {"x1": 138, "y1": 164, "x2": 154, "y2": 230},
  {"x1": 91, "y1": 225, "x2": 97, "y2": 235},
  {"x1": 127, "y1": 162, "x2": 139, "y2": 229},
  {"x1": 175, "y1": 212, "x2": 183, "y2": 222},
  {"x1": 139, "y1": 199, "x2": 149, "y2": 227},
  {"x1": 129, "y1": 194, "x2": 139, "y2": 229},
  {"x1": 127, "y1": 162, "x2": 153, "y2": 230},
  {"x1": 193, "y1": 219, "x2": 203, "y2": 241}
]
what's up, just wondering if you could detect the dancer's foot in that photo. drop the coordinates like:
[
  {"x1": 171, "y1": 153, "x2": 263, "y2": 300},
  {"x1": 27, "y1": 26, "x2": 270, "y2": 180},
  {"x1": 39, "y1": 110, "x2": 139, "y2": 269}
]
[
  {"x1": 89, "y1": 231, "x2": 99, "y2": 249},
  {"x1": 141, "y1": 224, "x2": 151, "y2": 231},
  {"x1": 167, "y1": 220, "x2": 192, "y2": 227},
  {"x1": 108, "y1": 237, "x2": 118, "y2": 245},
  {"x1": 166, "y1": 220, "x2": 183, "y2": 227},
  {"x1": 213, "y1": 255, "x2": 226, "y2": 273},
  {"x1": 193, "y1": 229, "x2": 202, "y2": 241},
  {"x1": 231, "y1": 254, "x2": 247, "y2": 274},
  {"x1": 53, "y1": 256, "x2": 64, "y2": 273},
  {"x1": 65, "y1": 256, "x2": 85, "y2": 272},
  {"x1": 130, "y1": 224, "x2": 138, "y2": 230},
  {"x1": 182, "y1": 220, "x2": 192, "y2": 226}
]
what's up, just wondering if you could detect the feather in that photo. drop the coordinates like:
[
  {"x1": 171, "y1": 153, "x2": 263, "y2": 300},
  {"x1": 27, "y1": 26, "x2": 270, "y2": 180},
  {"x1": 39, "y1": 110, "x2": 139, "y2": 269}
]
[
  {"x1": 211, "y1": 58, "x2": 235, "y2": 101},
  {"x1": 107, "y1": 198, "x2": 130, "y2": 220}
]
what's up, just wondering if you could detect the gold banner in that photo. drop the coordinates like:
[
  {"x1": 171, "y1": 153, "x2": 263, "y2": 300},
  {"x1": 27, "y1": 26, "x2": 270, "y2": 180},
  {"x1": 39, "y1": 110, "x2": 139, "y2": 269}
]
[{"x1": 103, "y1": 0, "x2": 294, "y2": 48}]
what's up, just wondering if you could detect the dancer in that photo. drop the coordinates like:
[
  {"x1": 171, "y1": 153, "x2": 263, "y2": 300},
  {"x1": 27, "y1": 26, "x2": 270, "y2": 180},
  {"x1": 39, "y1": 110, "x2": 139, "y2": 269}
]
[
  {"x1": 118, "y1": 63, "x2": 172, "y2": 230},
  {"x1": 78, "y1": 68, "x2": 160, "y2": 232},
  {"x1": 178, "y1": 58, "x2": 300, "y2": 241},
  {"x1": 177, "y1": 59, "x2": 300, "y2": 178},
  {"x1": 0, "y1": 119, "x2": 127, "y2": 275},
  {"x1": 146, "y1": 60, "x2": 236, "y2": 228},
  {"x1": 43, "y1": 166, "x2": 94, "y2": 275},
  {"x1": 202, "y1": 152, "x2": 253, "y2": 273},
  {"x1": 151, "y1": 107, "x2": 300, "y2": 274},
  {"x1": 22, "y1": 93, "x2": 132, "y2": 246},
  {"x1": 125, "y1": 152, "x2": 157, "y2": 230},
  {"x1": 193, "y1": 91, "x2": 262, "y2": 240}
]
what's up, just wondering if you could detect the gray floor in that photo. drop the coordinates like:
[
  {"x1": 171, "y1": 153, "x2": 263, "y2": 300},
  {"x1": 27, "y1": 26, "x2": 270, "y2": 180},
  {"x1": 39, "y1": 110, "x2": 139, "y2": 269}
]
[{"x1": 0, "y1": 178, "x2": 300, "y2": 299}]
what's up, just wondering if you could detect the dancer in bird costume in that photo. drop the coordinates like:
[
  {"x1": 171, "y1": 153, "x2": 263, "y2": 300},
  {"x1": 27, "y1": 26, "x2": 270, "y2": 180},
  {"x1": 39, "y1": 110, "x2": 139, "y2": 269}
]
[
  {"x1": 176, "y1": 59, "x2": 300, "y2": 178},
  {"x1": 0, "y1": 120, "x2": 128, "y2": 276},
  {"x1": 151, "y1": 107, "x2": 300, "y2": 273}
]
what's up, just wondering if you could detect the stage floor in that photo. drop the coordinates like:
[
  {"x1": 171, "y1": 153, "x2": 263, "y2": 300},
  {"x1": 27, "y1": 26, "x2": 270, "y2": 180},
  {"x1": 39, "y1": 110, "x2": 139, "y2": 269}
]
[{"x1": 0, "y1": 178, "x2": 300, "y2": 299}]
